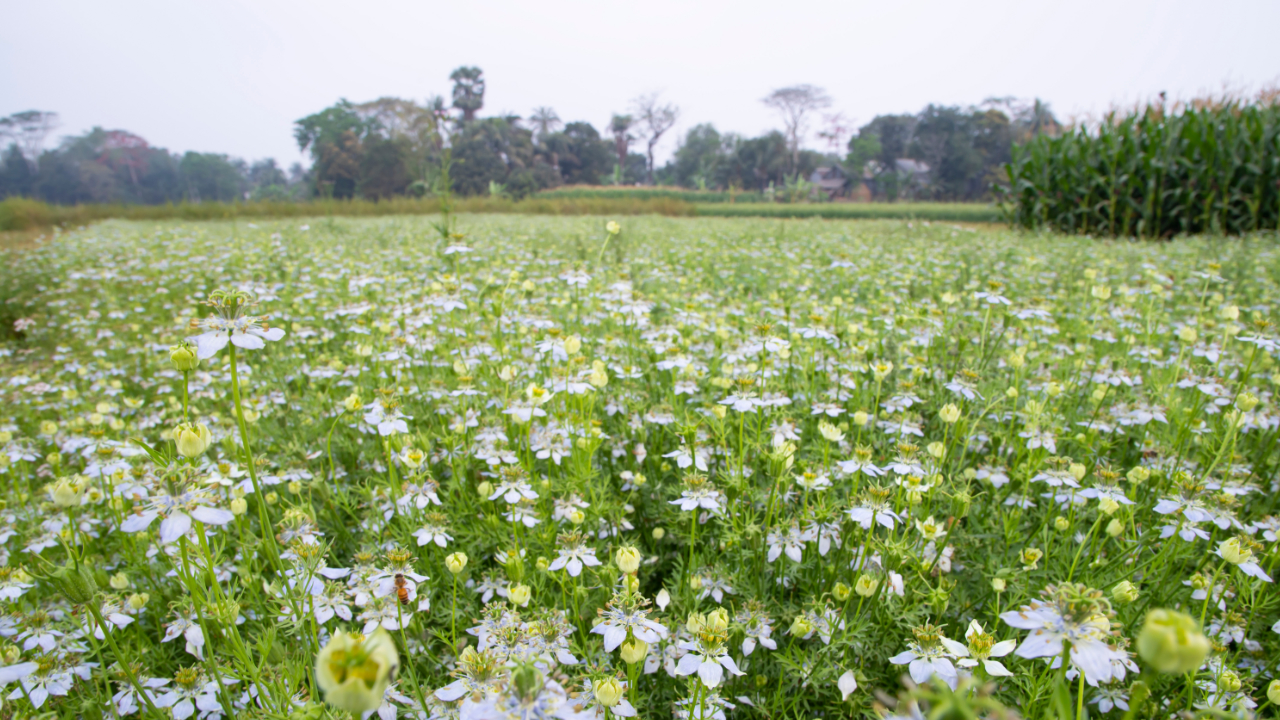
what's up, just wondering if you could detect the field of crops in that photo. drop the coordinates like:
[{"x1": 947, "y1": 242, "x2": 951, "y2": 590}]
[{"x1": 0, "y1": 214, "x2": 1278, "y2": 720}]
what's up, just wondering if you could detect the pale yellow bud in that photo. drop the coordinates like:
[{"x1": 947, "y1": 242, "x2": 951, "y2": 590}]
[
  {"x1": 620, "y1": 637, "x2": 647, "y2": 664},
  {"x1": 855, "y1": 574, "x2": 879, "y2": 597},
  {"x1": 1099, "y1": 496, "x2": 1120, "y2": 515},
  {"x1": 595, "y1": 677, "x2": 624, "y2": 707},
  {"x1": 939, "y1": 403, "x2": 961, "y2": 424},
  {"x1": 508, "y1": 584, "x2": 531, "y2": 607},
  {"x1": 446, "y1": 552, "x2": 468, "y2": 575},
  {"x1": 852, "y1": 410, "x2": 869, "y2": 427},
  {"x1": 229, "y1": 497, "x2": 248, "y2": 516},
  {"x1": 109, "y1": 572, "x2": 130, "y2": 591},
  {"x1": 615, "y1": 546, "x2": 641, "y2": 574}
]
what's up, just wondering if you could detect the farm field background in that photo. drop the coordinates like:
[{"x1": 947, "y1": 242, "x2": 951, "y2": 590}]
[{"x1": 0, "y1": 214, "x2": 1278, "y2": 719}]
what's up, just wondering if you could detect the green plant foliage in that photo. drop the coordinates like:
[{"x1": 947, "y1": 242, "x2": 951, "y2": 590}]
[{"x1": 1003, "y1": 102, "x2": 1280, "y2": 237}]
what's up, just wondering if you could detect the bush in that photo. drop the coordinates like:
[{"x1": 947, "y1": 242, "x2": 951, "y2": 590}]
[{"x1": 697, "y1": 202, "x2": 1000, "y2": 222}]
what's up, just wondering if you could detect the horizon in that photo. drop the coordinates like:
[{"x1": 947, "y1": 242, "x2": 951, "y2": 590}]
[{"x1": 3, "y1": 0, "x2": 1278, "y2": 169}]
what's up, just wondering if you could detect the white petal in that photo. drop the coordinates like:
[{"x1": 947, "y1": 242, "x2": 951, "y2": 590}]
[
  {"x1": 230, "y1": 333, "x2": 265, "y2": 350},
  {"x1": 698, "y1": 659, "x2": 724, "y2": 688},
  {"x1": 159, "y1": 512, "x2": 192, "y2": 544},
  {"x1": 190, "y1": 332, "x2": 228, "y2": 360},
  {"x1": 190, "y1": 505, "x2": 234, "y2": 526},
  {"x1": 838, "y1": 670, "x2": 858, "y2": 700}
]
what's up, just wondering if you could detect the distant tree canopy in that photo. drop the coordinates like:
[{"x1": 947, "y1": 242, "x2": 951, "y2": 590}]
[{"x1": 2, "y1": 73, "x2": 1063, "y2": 206}]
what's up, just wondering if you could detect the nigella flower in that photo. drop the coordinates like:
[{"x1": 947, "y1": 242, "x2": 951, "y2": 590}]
[
  {"x1": 766, "y1": 522, "x2": 810, "y2": 563},
  {"x1": 187, "y1": 289, "x2": 285, "y2": 359},
  {"x1": 591, "y1": 592, "x2": 668, "y2": 651},
  {"x1": 1000, "y1": 583, "x2": 1125, "y2": 687},
  {"x1": 675, "y1": 634, "x2": 743, "y2": 687},
  {"x1": 956, "y1": 620, "x2": 1016, "y2": 677},
  {"x1": 363, "y1": 401, "x2": 411, "y2": 437},
  {"x1": 548, "y1": 534, "x2": 602, "y2": 577},
  {"x1": 847, "y1": 497, "x2": 901, "y2": 530},
  {"x1": 889, "y1": 623, "x2": 969, "y2": 690},
  {"x1": 120, "y1": 484, "x2": 234, "y2": 545}
]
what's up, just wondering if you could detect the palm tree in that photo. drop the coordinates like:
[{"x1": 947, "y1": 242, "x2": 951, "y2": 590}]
[{"x1": 529, "y1": 107, "x2": 562, "y2": 142}]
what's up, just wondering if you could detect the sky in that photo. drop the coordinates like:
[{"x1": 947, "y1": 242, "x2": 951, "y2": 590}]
[{"x1": 3, "y1": 0, "x2": 1278, "y2": 170}]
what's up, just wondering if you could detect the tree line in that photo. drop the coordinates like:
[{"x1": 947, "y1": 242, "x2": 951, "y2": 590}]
[{"x1": 1, "y1": 68, "x2": 1062, "y2": 205}]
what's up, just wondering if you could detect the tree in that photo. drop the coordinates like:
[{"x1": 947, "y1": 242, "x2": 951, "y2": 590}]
[
  {"x1": 543, "y1": 122, "x2": 613, "y2": 185},
  {"x1": 631, "y1": 93, "x2": 679, "y2": 185},
  {"x1": 667, "y1": 124, "x2": 727, "y2": 188},
  {"x1": 762, "y1": 85, "x2": 831, "y2": 174},
  {"x1": 450, "y1": 66, "x2": 486, "y2": 122},
  {"x1": 529, "y1": 107, "x2": 562, "y2": 142},
  {"x1": 359, "y1": 136, "x2": 413, "y2": 199},
  {"x1": 0, "y1": 111, "x2": 59, "y2": 171},
  {"x1": 294, "y1": 101, "x2": 375, "y2": 197},
  {"x1": 608, "y1": 114, "x2": 634, "y2": 183},
  {"x1": 179, "y1": 152, "x2": 246, "y2": 202}
]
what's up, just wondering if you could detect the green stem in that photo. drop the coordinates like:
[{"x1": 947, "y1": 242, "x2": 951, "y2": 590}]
[{"x1": 229, "y1": 344, "x2": 281, "y2": 571}]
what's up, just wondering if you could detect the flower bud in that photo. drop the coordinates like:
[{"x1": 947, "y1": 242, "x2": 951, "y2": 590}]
[
  {"x1": 688, "y1": 575, "x2": 702, "y2": 591},
  {"x1": 852, "y1": 410, "x2": 869, "y2": 427},
  {"x1": 1106, "y1": 518, "x2": 1124, "y2": 538},
  {"x1": 170, "y1": 342, "x2": 200, "y2": 371},
  {"x1": 1217, "y1": 537, "x2": 1253, "y2": 565},
  {"x1": 568, "y1": 509, "x2": 585, "y2": 525},
  {"x1": 1112, "y1": 581, "x2": 1139, "y2": 604},
  {"x1": 1268, "y1": 679, "x2": 1280, "y2": 706},
  {"x1": 855, "y1": 574, "x2": 879, "y2": 597},
  {"x1": 127, "y1": 592, "x2": 150, "y2": 610},
  {"x1": 706, "y1": 608, "x2": 729, "y2": 634},
  {"x1": 1098, "y1": 496, "x2": 1120, "y2": 516},
  {"x1": 832, "y1": 582, "x2": 851, "y2": 602},
  {"x1": 685, "y1": 612, "x2": 706, "y2": 634},
  {"x1": 622, "y1": 574, "x2": 639, "y2": 594},
  {"x1": 445, "y1": 552, "x2": 467, "y2": 575},
  {"x1": 1054, "y1": 516, "x2": 1070, "y2": 532},
  {"x1": 652, "y1": 527, "x2": 665, "y2": 541},
  {"x1": 173, "y1": 422, "x2": 213, "y2": 458},
  {"x1": 230, "y1": 497, "x2": 248, "y2": 516},
  {"x1": 620, "y1": 638, "x2": 647, "y2": 665},
  {"x1": 594, "y1": 677, "x2": 623, "y2": 707},
  {"x1": 109, "y1": 572, "x2": 129, "y2": 591},
  {"x1": 1136, "y1": 609, "x2": 1210, "y2": 674},
  {"x1": 563, "y1": 335, "x2": 582, "y2": 356},
  {"x1": 477, "y1": 481, "x2": 493, "y2": 499},
  {"x1": 926, "y1": 441, "x2": 945, "y2": 459},
  {"x1": 1177, "y1": 325, "x2": 1197, "y2": 343},
  {"x1": 606, "y1": 221, "x2": 621, "y2": 235},
  {"x1": 615, "y1": 546, "x2": 641, "y2": 574},
  {"x1": 990, "y1": 577, "x2": 1006, "y2": 593},
  {"x1": 508, "y1": 584, "x2": 531, "y2": 607},
  {"x1": 939, "y1": 403, "x2": 961, "y2": 424},
  {"x1": 1236, "y1": 392, "x2": 1259, "y2": 412},
  {"x1": 789, "y1": 615, "x2": 814, "y2": 637},
  {"x1": 535, "y1": 556, "x2": 549, "y2": 571},
  {"x1": 49, "y1": 477, "x2": 86, "y2": 508},
  {"x1": 1219, "y1": 670, "x2": 1242, "y2": 693},
  {"x1": 315, "y1": 629, "x2": 400, "y2": 714}
]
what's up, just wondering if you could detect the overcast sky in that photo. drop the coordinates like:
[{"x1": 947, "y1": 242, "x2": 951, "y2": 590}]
[{"x1": 3, "y1": 0, "x2": 1277, "y2": 169}]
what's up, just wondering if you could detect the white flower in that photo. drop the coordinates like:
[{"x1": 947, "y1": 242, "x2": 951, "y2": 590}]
[{"x1": 674, "y1": 644, "x2": 744, "y2": 688}]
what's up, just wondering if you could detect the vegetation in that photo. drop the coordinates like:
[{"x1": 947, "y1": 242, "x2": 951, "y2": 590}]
[
  {"x1": 0, "y1": 196, "x2": 694, "y2": 232},
  {"x1": 3, "y1": 68, "x2": 1066, "y2": 211},
  {"x1": 695, "y1": 202, "x2": 999, "y2": 222},
  {"x1": 0, "y1": 214, "x2": 1278, "y2": 719},
  {"x1": 1003, "y1": 94, "x2": 1280, "y2": 237}
]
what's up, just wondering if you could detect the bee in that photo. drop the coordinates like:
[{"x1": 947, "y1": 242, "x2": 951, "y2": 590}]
[{"x1": 394, "y1": 573, "x2": 410, "y2": 606}]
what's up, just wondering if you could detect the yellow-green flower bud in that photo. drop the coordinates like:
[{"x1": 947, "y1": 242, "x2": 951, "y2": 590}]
[
  {"x1": 1217, "y1": 537, "x2": 1253, "y2": 565},
  {"x1": 833, "y1": 582, "x2": 851, "y2": 602},
  {"x1": 652, "y1": 527, "x2": 665, "y2": 541},
  {"x1": 620, "y1": 637, "x2": 648, "y2": 665},
  {"x1": 173, "y1": 422, "x2": 212, "y2": 458},
  {"x1": 109, "y1": 572, "x2": 129, "y2": 591},
  {"x1": 991, "y1": 577, "x2": 1006, "y2": 593},
  {"x1": 1106, "y1": 518, "x2": 1125, "y2": 537},
  {"x1": 1268, "y1": 678, "x2": 1280, "y2": 706},
  {"x1": 855, "y1": 574, "x2": 879, "y2": 597},
  {"x1": 230, "y1": 497, "x2": 248, "y2": 516},
  {"x1": 1126, "y1": 466, "x2": 1149, "y2": 484},
  {"x1": 445, "y1": 552, "x2": 467, "y2": 575},
  {"x1": 1237, "y1": 392, "x2": 1259, "y2": 412},
  {"x1": 1112, "y1": 581, "x2": 1139, "y2": 604},
  {"x1": 508, "y1": 584, "x2": 530, "y2": 607},
  {"x1": 1136, "y1": 609, "x2": 1210, "y2": 674},
  {"x1": 789, "y1": 615, "x2": 814, "y2": 637},
  {"x1": 1054, "y1": 516, "x2": 1070, "y2": 532},
  {"x1": 127, "y1": 592, "x2": 150, "y2": 610},
  {"x1": 594, "y1": 676, "x2": 623, "y2": 707},
  {"x1": 706, "y1": 608, "x2": 729, "y2": 634},
  {"x1": 615, "y1": 546, "x2": 641, "y2": 574},
  {"x1": 49, "y1": 477, "x2": 86, "y2": 508},
  {"x1": 315, "y1": 629, "x2": 400, "y2": 714},
  {"x1": 939, "y1": 403, "x2": 961, "y2": 424},
  {"x1": 170, "y1": 342, "x2": 200, "y2": 371}
]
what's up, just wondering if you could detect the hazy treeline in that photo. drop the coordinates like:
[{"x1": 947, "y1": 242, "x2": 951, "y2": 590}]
[{"x1": 1, "y1": 67, "x2": 1064, "y2": 206}]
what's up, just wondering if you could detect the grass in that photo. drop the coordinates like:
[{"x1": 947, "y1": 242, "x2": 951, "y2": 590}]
[{"x1": 696, "y1": 201, "x2": 1001, "y2": 222}]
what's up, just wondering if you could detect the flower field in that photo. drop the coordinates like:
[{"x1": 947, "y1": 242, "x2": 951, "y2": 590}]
[{"x1": 0, "y1": 214, "x2": 1278, "y2": 719}]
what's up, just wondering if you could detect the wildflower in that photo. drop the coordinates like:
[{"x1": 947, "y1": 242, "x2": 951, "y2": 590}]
[
  {"x1": 315, "y1": 628, "x2": 400, "y2": 714},
  {"x1": 172, "y1": 422, "x2": 212, "y2": 458},
  {"x1": 1135, "y1": 609, "x2": 1210, "y2": 674},
  {"x1": 188, "y1": 289, "x2": 286, "y2": 359},
  {"x1": 1001, "y1": 584, "x2": 1125, "y2": 686},
  {"x1": 889, "y1": 623, "x2": 969, "y2": 689},
  {"x1": 957, "y1": 621, "x2": 1015, "y2": 677},
  {"x1": 675, "y1": 609, "x2": 743, "y2": 688},
  {"x1": 446, "y1": 552, "x2": 468, "y2": 575},
  {"x1": 615, "y1": 546, "x2": 641, "y2": 574}
]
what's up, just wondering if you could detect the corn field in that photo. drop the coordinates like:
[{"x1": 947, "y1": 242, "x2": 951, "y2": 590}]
[{"x1": 1003, "y1": 102, "x2": 1280, "y2": 238}]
